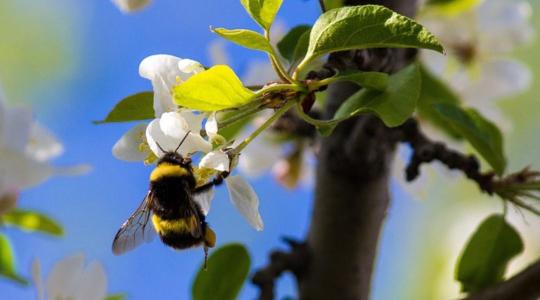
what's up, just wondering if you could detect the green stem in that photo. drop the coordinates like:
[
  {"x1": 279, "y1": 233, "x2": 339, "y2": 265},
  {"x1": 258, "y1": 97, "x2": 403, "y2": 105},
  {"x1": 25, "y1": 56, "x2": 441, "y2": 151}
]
[
  {"x1": 295, "y1": 101, "x2": 339, "y2": 127},
  {"x1": 218, "y1": 105, "x2": 265, "y2": 130},
  {"x1": 233, "y1": 99, "x2": 297, "y2": 154},
  {"x1": 265, "y1": 30, "x2": 296, "y2": 84},
  {"x1": 253, "y1": 83, "x2": 305, "y2": 99},
  {"x1": 292, "y1": 57, "x2": 313, "y2": 80}
]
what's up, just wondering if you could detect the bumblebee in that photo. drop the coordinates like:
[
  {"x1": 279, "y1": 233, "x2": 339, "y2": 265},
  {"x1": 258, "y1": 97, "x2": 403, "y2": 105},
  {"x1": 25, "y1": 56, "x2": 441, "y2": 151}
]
[{"x1": 112, "y1": 133, "x2": 228, "y2": 265}]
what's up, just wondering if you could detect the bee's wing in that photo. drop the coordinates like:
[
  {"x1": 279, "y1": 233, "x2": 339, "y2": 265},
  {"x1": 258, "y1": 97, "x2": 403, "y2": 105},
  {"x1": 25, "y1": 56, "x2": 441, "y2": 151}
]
[
  {"x1": 112, "y1": 192, "x2": 156, "y2": 255},
  {"x1": 192, "y1": 188, "x2": 215, "y2": 216}
]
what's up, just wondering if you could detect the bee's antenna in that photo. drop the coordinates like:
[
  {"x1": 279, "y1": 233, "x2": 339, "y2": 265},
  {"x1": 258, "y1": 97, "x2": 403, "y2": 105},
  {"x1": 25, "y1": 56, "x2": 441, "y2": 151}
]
[
  {"x1": 155, "y1": 141, "x2": 167, "y2": 154},
  {"x1": 174, "y1": 131, "x2": 191, "y2": 154}
]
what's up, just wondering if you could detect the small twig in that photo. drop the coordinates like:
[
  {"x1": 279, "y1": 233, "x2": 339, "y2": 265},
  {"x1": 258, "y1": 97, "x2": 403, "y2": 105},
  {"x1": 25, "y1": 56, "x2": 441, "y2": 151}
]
[
  {"x1": 397, "y1": 119, "x2": 540, "y2": 214},
  {"x1": 251, "y1": 238, "x2": 308, "y2": 300},
  {"x1": 397, "y1": 119, "x2": 495, "y2": 193}
]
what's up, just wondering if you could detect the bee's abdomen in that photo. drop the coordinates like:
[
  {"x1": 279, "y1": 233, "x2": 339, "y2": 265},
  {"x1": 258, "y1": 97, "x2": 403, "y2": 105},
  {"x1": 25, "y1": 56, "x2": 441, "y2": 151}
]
[{"x1": 152, "y1": 214, "x2": 215, "y2": 249}]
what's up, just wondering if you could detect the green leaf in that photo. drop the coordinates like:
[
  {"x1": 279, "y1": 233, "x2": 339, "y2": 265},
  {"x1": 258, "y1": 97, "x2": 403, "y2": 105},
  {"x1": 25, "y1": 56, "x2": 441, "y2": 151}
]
[
  {"x1": 277, "y1": 25, "x2": 311, "y2": 62},
  {"x1": 192, "y1": 243, "x2": 250, "y2": 300},
  {"x1": 105, "y1": 293, "x2": 127, "y2": 300},
  {"x1": 331, "y1": 71, "x2": 389, "y2": 91},
  {"x1": 417, "y1": 65, "x2": 462, "y2": 139},
  {"x1": 299, "y1": 5, "x2": 444, "y2": 69},
  {"x1": 0, "y1": 234, "x2": 28, "y2": 285},
  {"x1": 212, "y1": 28, "x2": 274, "y2": 55},
  {"x1": 2, "y1": 209, "x2": 64, "y2": 236},
  {"x1": 218, "y1": 113, "x2": 254, "y2": 141},
  {"x1": 240, "y1": 0, "x2": 283, "y2": 30},
  {"x1": 335, "y1": 63, "x2": 421, "y2": 127},
  {"x1": 173, "y1": 65, "x2": 255, "y2": 111},
  {"x1": 434, "y1": 103, "x2": 506, "y2": 175},
  {"x1": 95, "y1": 92, "x2": 154, "y2": 124},
  {"x1": 425, "y1": 0, "x2": 480, "y2": 15},
  {"x1": 456, "y1": 214, "x2": 523, "y2": 293}
]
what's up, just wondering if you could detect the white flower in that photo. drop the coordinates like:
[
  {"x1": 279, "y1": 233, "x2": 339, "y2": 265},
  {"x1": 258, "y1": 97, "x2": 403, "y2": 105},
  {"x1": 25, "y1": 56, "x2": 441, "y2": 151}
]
[
  {"x1": 139, "y1": 55, "x2": 204, "y2": 117},
  {"x1": 32, "y1": 254, "x2": 107, "y2": 300},
  {"x1": 146, "y1": 111, "x2": 211, "y2": 157},
  {"x1": 199, "y1": 151, "x2": 264, "y2": 231},
  {"x1": 421, "y1": 0, "x2": 534, "y2": 130},
  {"x1": 111, "y1": 0, "x2": 152, "y2": 13},
  {"x1": 113, "y1": 55, "x2": 209, "y2": 161},
  {"x1": 0, "y1": 93, "x2": 88, "y2": 198}
]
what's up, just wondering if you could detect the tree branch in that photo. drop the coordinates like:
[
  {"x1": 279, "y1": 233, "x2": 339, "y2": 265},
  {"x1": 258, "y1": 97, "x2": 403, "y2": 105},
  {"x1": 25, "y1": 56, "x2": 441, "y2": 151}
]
[
  {"x1": 251, "y1": 238, "x2": 308, "y2": 300},
  {"x1": 297, "y1": 1, "x2": 419, "y2": 299},
  {"x1": 463, "y1": 260, "x2": 540, "y2": 300}
]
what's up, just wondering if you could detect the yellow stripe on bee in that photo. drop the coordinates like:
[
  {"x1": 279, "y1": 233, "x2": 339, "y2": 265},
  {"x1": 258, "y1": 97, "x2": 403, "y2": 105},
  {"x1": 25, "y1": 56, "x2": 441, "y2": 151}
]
[
  {"x1": 150, "y1": 163, "x2": 189, "y2": 181},
  {"x1": 152, "y1": 214, "x2": 196, "y2": 235}
]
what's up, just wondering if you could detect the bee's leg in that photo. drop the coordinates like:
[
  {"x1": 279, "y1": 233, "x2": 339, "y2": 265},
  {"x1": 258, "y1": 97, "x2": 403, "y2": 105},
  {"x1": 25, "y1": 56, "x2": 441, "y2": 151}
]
[
  {"x1": 194, "y1": 171, "x2": 230, "y2": 193},
  {"x1": 203, "y1": 246, "x2": 208, "y2": 271}
]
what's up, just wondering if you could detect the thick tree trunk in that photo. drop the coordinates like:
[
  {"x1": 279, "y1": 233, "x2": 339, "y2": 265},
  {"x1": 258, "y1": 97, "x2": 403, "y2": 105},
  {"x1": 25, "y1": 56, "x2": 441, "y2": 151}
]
[{"x1": 298, "y1": 1, "x2": 418, "y2": 299}]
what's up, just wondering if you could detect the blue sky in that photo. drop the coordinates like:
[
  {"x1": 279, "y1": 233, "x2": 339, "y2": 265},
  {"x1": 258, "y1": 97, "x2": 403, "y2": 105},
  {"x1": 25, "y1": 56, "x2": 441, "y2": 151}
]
[{"x1": 1, "y1": 1, "x2": 422, "y2": 299}]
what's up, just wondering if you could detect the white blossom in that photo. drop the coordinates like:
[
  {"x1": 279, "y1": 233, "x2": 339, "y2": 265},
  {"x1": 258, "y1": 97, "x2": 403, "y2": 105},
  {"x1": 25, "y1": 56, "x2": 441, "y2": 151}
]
[
  {"x1": 421, "y1": 0, "x2": 534, "y2": 130},
  {"x1": 111, "y1": 0, "x2": 152, "y2": 13},
  {"x1": 146, "y1": 111, "x2": 211, "y2": 157},
  {"x1": 113, "y1": 56, "x2": 210, "y2": 161},
  {"x1": 32, "y1": 254, "x2": 107, "y2": 300},
  {"x1": 0, "y1": 93, "x2": 88, "y2": 198}
]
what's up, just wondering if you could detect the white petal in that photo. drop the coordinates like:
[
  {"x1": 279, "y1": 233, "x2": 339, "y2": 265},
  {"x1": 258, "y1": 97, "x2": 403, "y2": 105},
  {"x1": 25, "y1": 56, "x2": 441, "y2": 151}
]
[
  {"x1": 25, "y1": 123, "x2": 63, "y2": 162},
  {"x1": 111, "y1": 0, "x2": 151, "y2": 13},
  {"x1": 193, "y1": 188, "x2": 215, "y2": 216},
  {"x1": 146, "y1": 117, "x2": 211, "y2": 157},
  {"x1": 46, "y1": 254, "x2": 85, "y2": 300},
  {"x1": 139, "y1": 55, "x2": 183, "y2": 116},
  {"x1": 75, "y1": 261, "x2": 107, "y2": 300},
  {"x1": 0, "y1": 147, "x2": 54, "y2": 190},
  {"x1": 112, "y1": 123, "x2": 149, "y2": 162},
  {"x1": 0, "y1": 104, "x2": 32, "y2": 152},
  {"x1": 178, "y1": 59, "x2": 205, "y2": 74},
  {"x1": 178, "y1": 110, "x2": 204, "y2": 133},
  {"x1": 199, "y1": 151, "x2": 230, "y2": 172},
  {"x1": 225, "y1": 176, "x2": 264, "y2": 231},
  {"x1": 205, "y1": 113, "x2": 218, "y2": 138},
  {"x1": 159, "y1": 112, "x2": 190, "y2": 138},
  {"x1": 31, "y1": 259, "x2": 44, "y2": 300}
]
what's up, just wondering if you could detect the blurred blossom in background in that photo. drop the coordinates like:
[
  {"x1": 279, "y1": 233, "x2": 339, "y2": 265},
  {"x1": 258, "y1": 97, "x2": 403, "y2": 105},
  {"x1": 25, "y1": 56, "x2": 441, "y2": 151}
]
[{"x1": 0, "y1": 0, "x2": 538, "y2": 299}]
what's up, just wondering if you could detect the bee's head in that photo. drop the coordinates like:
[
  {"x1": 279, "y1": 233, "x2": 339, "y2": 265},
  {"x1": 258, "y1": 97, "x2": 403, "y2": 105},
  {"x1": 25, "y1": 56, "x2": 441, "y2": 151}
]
[
  {"x1": 155, "y1": 131, "x2": 192, "y2": 167},
  {"x1": 157, "y1": 151, "x2": 192, "y2": 167}
]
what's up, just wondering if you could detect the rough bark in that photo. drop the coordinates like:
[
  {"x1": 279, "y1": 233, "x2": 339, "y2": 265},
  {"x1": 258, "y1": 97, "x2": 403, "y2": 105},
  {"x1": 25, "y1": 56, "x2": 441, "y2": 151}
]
[{"x1": 297, "y1": 1, "x2": 418, "y2": 299}]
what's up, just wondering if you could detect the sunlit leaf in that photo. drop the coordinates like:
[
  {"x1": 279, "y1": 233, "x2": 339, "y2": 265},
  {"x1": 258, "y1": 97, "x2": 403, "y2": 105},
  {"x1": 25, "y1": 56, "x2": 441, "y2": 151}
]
[
  {"x1": 173, "y1": 65, "x2": 255, "y2": 111},
  {"x1": 212, "y1": 28, "x2": 274, "y2": 55},
  {"x1": 299, "y1": 5, "x2": 444, "y2": 69},
  {"x1": 277, "y1": 25, "x2": 311, "y2": 62},
  {"x1": 240, "y1": 0, "x2": 283, "y2": 30},
  {"x1": 0, "y1": 234, "x2": 28, "y2": 285},
  {"x1": 434, "y1": 103, "x2": 506, "y2": 175},
  {"x1": 192, "y1": 243, "x2": 250, "y2": 300},
  {"x1": 95, "y1": 92, "x2": 154, "y2": 124},
  {"x1": 456, "y1": 215, "x2": 523, "y2": 293},
  {"x1": 2, "y1": 209, "x2": 63, "y2": 236}
]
